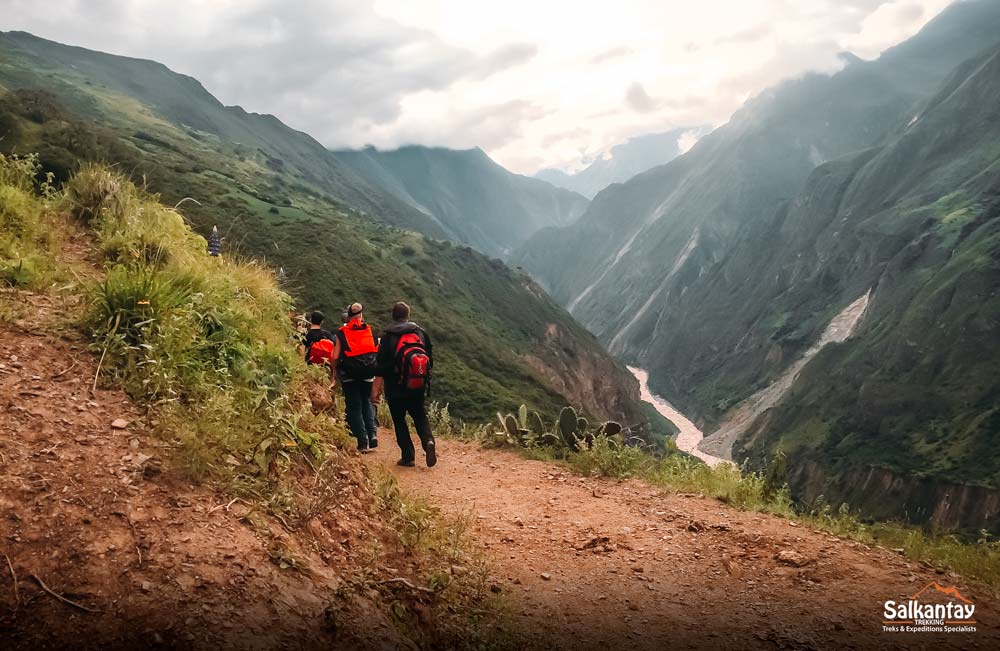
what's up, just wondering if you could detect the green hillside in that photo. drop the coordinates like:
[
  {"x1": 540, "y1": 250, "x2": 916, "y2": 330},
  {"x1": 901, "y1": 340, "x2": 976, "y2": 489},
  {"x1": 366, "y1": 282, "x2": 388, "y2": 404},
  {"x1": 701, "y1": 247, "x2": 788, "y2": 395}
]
[
  {"x1": 0, "y1": 32, "x2": 644, "y2": 427},
  {"x1": 732, "y1": 44, "x2": 1000, "y2": 525},
  {"x1": 513, "y1": 0, "x2": 1000, "y2": 527},
  {"x1": 0, "y1": 30, "x2": 444, "y2": 238},
  {"x1": 333, "y1": 145, "x2": 589, "y2": 256}
]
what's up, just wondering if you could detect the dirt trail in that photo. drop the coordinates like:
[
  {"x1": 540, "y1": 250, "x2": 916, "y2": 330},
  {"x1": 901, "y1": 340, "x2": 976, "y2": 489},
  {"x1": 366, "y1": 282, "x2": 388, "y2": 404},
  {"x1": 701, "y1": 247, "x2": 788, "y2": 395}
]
[
  {"x1": 371, "y1": 438, "x2": 999, "y2": 650},
  {"x1": 0, "y1": 273, "x2": 425, "y2": 650}
]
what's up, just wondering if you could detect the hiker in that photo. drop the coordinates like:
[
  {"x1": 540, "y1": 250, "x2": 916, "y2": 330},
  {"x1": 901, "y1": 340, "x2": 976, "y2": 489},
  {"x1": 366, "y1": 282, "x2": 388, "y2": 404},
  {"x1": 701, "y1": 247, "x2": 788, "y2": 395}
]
[
  {"x1": 300, "y1": 310, "x2": 335, "y2": 368},
  {"x1": 371, "y1": 302, "x2": 436, "y2": 468},
  {"x1": 331, "y1": 303, "x2": 379, "y2": 452}
]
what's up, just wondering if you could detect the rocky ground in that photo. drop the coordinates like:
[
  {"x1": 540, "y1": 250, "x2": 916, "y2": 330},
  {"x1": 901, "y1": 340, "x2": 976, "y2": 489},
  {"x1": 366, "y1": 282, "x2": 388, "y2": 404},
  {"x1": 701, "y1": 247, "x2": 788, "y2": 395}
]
[{"x1": 371, "y1": 439, "x2": 1000, "y2": 651}]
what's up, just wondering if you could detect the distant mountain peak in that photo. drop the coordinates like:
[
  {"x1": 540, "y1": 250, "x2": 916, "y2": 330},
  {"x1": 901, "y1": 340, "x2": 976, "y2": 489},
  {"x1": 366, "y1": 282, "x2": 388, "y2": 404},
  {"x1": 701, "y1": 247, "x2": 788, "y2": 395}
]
[{"x1": 535, "y1": 127, "x2": 710, "y2": 199}]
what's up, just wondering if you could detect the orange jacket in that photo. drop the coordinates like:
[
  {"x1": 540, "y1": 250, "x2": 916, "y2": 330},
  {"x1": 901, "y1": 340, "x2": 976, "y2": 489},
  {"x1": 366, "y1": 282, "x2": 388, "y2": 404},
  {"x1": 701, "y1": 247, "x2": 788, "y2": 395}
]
[{"x1": 337, "y1": 321, "x2": 378, "y2": 357}]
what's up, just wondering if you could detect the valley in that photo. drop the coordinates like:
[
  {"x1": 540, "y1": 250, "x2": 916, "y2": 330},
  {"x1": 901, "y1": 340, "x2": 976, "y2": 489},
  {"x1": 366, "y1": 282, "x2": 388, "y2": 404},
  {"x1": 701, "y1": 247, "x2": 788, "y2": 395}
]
[
  {"x1": 3, "y1": 1, "x2": 1000, "y2": 647},
  {"x1": 516, "y1": 0, "x2": 1000, "y2": 530}
]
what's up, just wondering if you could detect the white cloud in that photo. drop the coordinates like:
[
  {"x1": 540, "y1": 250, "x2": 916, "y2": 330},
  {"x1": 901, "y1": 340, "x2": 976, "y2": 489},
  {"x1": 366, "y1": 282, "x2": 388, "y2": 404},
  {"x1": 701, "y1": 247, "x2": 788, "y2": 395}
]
[
  {"x1": 2, "y1": 0, "x2": 956, "y2": 174},
  {"x1": 677, "y1": 130, "x2": 702, "y2": 155}
]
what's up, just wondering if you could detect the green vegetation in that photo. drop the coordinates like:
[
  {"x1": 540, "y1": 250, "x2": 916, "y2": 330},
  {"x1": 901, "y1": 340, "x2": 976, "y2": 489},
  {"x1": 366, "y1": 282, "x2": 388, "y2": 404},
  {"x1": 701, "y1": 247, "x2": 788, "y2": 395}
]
[
  {"x1": 47, "y1": 162, "x2": 336, "y2": 498},
  {"x1": 0, "y1": 37, "x2": 643, "y2": 427},
  {"x1": 0, "y1": 153, "x2": 61, "y2": 288},
  {"x1": 334, "y1": 145, "x2": 589, "y2": 255},
  {"x1": 0, "y1": 158, "x2": 531, "y2": 648},
  {"x1": 516, "y1": 4, "x2": 1000, "y2": 530}
]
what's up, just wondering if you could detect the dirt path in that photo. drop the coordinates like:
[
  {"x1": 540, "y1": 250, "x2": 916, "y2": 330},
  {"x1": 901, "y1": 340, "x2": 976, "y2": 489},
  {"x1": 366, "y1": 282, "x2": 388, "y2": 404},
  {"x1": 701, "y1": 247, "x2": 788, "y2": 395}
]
[{"x1": 370, "y1": 438, "x2": 998, "y2": 650}]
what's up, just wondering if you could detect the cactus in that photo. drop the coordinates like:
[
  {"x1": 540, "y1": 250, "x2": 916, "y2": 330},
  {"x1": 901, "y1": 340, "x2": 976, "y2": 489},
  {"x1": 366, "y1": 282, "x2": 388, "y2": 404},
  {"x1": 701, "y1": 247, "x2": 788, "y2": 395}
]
[
  {"x1": 600, "y1": 421, "x2": 623, "y2": 437},
  {"x1": 577, "y1": 416, "x2": 589, "y2": 432},
  {"x1": 557, "y1": 406, "x2": 580, "y2": 450},
  {"x1": 528, "y1": 411, "x2": 546, "y2": 437},
  {"x1": 518, "y1": 404, "x2": 528, "y2": 429},
  {"x1": 539, "y1": 432, "x2": 562, "y2": 447},
  {"x1": 503, "y1": 414, "x2": 520, "y2": 439}
]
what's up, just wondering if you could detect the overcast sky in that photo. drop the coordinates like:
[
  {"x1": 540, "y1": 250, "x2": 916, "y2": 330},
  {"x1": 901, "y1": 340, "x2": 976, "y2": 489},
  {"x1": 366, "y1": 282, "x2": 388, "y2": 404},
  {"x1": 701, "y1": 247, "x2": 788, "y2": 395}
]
[{"x1": 5, "y1": 0, "x2": 953, "y2": 173}]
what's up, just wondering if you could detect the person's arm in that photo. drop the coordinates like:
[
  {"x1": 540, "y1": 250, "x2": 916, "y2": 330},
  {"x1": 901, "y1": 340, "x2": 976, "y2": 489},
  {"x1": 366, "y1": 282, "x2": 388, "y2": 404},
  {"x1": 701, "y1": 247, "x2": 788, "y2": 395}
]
[
  {"x1": 329, "y1": 337, "x2": 341, "y2": 388},
  {"x1": 422, "y1": 328, "x2": 433, "y2": 369},
  {"x1": 372, "y1": 335, "x2": 389, "y2": 402}
]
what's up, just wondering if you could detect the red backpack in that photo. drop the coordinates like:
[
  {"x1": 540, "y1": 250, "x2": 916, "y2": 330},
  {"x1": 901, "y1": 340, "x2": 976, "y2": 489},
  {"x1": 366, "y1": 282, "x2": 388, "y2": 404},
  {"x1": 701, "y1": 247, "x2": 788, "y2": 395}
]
[
  {"x1": 308, "y1": 338, "x2": 335, "y2": 366},
  {"x1": 394, "y1": 332, "x2": 431, "y2": 391}
]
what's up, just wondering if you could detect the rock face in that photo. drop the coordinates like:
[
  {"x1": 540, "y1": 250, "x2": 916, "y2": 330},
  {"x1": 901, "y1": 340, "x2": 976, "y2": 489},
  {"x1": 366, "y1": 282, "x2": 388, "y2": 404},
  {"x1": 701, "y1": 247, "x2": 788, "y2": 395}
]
[
  {"x1": 514, "y1": 0, "x2": 1000, "y2": 524},
  {"x1": 788, "y1": 461, "x2": 1000, "y2": 534}
]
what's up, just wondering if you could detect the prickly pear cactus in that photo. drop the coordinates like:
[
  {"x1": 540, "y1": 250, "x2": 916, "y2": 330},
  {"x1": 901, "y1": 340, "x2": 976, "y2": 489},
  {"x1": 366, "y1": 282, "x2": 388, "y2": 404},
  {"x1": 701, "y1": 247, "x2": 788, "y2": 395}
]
[
  {"x1": 577, "y1": 416, "x2": 589, "y2": 432},
  {"x1": 601, "y1": 421, "x2": 623, "y2": 437},
  {"x1": 518, "y1": 404, "x2": 528, "y2": 429},
  {"x1": 528, "y1": 411, "x2": 546, "y2": 437},
  {"x1": 539, "y1": 432, "x2": 562, "y2": 447},
  {"x1": 503, "y1": 414, "x2": 520, "y2": 438},
  {"x1": 558, "y1": 406, "x2": 579, "y2": 450}
]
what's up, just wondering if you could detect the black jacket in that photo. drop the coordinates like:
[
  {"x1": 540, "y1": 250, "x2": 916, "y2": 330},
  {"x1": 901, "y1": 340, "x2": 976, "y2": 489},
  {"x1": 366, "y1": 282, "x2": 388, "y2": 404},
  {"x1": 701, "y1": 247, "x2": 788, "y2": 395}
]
[{"x1": 376, "y1": 321, "x2": 432, "y2": 393}]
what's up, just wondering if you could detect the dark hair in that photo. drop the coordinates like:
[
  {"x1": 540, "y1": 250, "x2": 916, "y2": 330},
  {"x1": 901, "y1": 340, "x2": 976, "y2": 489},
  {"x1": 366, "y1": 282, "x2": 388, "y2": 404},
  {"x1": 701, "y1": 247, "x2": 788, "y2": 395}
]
[
  {"x1": 308, "y1": 310, "x2": 325, "y2": 326},
  {"x1": 391, "y1": 301, "x2": 410, "y2": 322}
]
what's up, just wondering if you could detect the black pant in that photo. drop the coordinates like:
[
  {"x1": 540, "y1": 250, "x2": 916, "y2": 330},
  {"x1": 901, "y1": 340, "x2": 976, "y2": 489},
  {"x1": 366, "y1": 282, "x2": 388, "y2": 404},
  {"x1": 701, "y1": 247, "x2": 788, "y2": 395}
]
[
  {"x1": 387, "y1": 392, "x2": 434, "y2": 463},
  {"x1": 342, "y1": 380, "x2": 377, "y2": 450}
]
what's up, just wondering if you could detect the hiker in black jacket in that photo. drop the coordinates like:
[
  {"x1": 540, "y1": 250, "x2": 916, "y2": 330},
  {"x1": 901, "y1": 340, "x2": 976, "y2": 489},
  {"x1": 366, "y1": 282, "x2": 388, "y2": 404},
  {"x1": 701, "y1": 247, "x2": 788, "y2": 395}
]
[{"x1": 371, "y1": 302, "x2": 436, "y2": 467}]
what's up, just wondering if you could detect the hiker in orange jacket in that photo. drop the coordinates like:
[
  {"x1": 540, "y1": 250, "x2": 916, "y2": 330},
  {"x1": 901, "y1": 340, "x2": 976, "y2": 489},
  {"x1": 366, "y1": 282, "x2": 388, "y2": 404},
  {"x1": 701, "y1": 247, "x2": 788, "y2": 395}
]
[{"x1": 331, "y1": 303, "x2": 379, "y2": 452}]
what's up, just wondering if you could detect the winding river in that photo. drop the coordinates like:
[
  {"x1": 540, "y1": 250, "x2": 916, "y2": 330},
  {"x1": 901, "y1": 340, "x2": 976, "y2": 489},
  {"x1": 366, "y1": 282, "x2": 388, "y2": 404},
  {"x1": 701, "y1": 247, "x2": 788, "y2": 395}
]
[{"x1": 628, "y1": 366, "x2": 727, "y2": 467}]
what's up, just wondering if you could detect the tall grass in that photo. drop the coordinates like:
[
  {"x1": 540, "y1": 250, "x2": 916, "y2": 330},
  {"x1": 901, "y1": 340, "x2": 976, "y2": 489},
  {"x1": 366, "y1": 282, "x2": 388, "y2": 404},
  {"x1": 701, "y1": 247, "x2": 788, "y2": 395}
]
[
  {"x1": 0, "y1": 153, "x2": 61, "y2": 289},
  {"x1": 55, "y1": 164, "x2": 337, "y2": 486}
]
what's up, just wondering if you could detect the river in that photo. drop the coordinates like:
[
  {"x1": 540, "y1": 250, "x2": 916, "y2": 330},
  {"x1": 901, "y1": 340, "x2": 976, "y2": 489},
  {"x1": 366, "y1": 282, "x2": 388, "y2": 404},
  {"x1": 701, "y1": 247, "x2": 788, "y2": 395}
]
[{"x1": 628, "y1": 366, "x2": 727, "y2": 467}]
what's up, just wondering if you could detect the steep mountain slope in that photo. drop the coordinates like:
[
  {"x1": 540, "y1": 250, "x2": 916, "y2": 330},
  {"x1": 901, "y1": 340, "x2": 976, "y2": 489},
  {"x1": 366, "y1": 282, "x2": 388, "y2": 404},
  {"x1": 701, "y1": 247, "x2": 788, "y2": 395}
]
[
  {"x1": 513, "y1": 0, "x2": 1000, "y2": 524},
  {"x1": 535, "y1": 128, "x2": 708, "y2": 199},
  {"x1": 0, "y1": 30, "x2": 444, "y2": 238},
  {"x1": 727, "y1": 44, "x2": 1000, "y2": 527},
  {"x1": 0, "y1": 33, "x2": 643, "y2": 427},
  {"x1": 333, "y1": 145, "x2": 589, "y2": 256},
  {"x1": 518, "y1": 1, "x2": 1000, "y2": 333}
]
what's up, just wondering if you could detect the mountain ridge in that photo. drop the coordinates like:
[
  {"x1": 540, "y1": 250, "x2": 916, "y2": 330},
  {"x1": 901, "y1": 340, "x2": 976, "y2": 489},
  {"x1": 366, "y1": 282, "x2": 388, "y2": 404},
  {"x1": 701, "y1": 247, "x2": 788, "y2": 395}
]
[
  {"x1": 332, "y1": 144, "x2": 590, "y2": 256},
  {"x1": 0, "y1": 30, "x2": 643, "y2": 428},
  {"x1": 534, "y1": 127, "x2": 709, "y2": 199}
]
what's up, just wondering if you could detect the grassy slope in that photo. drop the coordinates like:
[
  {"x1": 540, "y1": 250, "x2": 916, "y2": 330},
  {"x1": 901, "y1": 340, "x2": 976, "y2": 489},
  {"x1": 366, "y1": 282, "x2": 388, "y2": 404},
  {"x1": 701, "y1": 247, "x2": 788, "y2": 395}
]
[
  {"x1": 0, "y1": 35, "x2": 642, "y2": 426},
  {"x1": 514, "y1": 0, "x2": 1000, "y2": 414},
  {"x1": 0, "y1": 30, "x2": 444, "y2": 238}
]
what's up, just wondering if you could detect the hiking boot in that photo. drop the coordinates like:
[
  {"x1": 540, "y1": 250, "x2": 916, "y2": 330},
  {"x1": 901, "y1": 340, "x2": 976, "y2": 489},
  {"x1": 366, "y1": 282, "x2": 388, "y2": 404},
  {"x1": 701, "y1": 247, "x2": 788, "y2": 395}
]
[
  {"x1": 397, "y1": 459, "x2": 416, "y2": 467},
  {"x1": 425, "y1": 439, "x2": 437, "y2": 468},
  {"x1": 369, "y1": 436, "x2": 379, "y2": 449}
]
